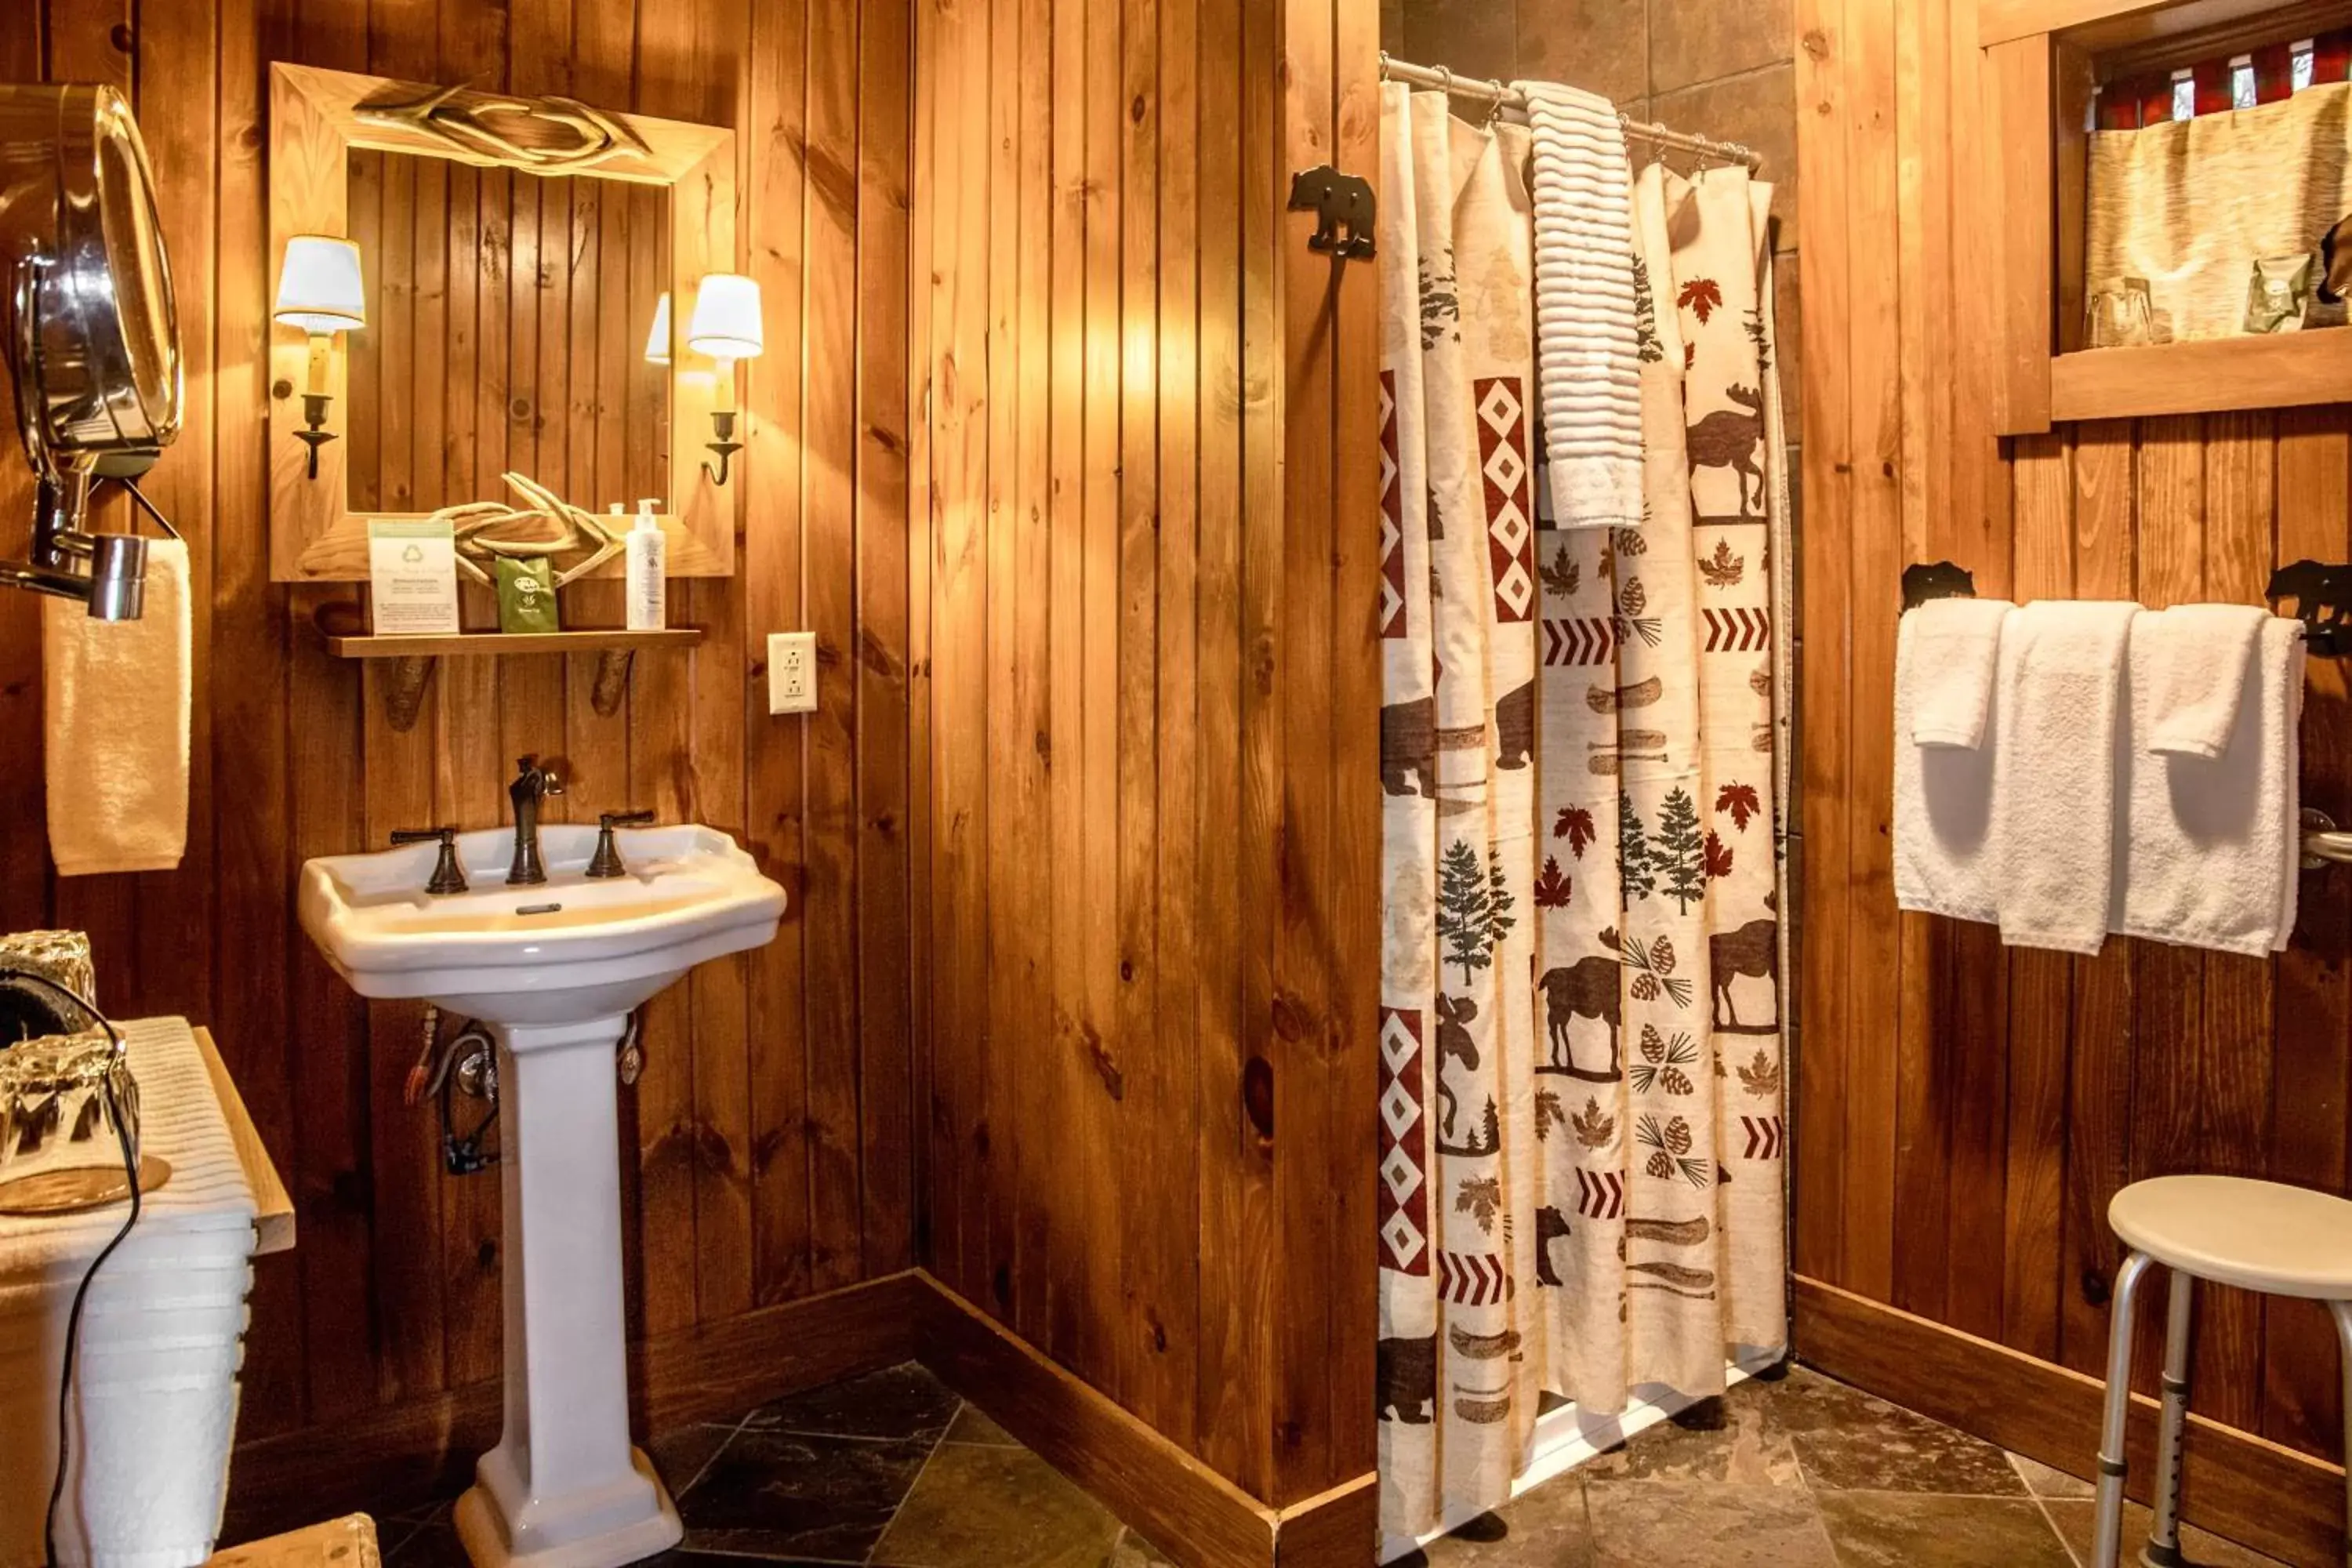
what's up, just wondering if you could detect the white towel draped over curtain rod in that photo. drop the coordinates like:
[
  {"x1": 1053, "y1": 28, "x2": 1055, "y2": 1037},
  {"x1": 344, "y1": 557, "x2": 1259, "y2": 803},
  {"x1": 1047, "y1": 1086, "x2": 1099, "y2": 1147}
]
[{"x1": 1377, "y1": 53, "x2": 1766, "y2": 170}]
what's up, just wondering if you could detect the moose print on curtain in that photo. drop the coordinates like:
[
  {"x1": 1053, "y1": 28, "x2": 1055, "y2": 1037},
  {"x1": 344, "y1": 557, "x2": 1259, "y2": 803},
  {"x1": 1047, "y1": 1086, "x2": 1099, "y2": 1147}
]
[{"x1": 1377, "y1": 84, "x2": 1791, "y2": 1552}]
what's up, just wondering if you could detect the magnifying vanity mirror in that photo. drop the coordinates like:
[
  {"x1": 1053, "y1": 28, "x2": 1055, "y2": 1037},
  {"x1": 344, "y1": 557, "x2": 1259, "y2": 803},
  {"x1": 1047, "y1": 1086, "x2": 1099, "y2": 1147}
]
[{"x1": 0, "y1": 83, "x2": 183, "y2": 621}]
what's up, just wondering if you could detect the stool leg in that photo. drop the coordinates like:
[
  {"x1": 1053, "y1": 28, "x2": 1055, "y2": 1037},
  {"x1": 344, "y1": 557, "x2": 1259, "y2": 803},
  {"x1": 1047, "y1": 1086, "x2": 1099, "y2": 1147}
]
[
  {"x1": 2143, "y1": 1270, "x2": 2194, "y2": 1568},
  {"x1": 2094, "y1": 1252, "x2": 2158, "y2": 1568},
  {"x1": 2329, "y1": 1299, "x2": 2352, "y2": 1568}
]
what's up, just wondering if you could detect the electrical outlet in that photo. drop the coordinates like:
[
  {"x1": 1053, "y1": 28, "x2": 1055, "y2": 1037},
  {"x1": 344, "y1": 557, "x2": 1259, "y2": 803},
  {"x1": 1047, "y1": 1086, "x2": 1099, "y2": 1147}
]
[{"x1": 768, "y1": 631, "x2": 818, "y2": 715}]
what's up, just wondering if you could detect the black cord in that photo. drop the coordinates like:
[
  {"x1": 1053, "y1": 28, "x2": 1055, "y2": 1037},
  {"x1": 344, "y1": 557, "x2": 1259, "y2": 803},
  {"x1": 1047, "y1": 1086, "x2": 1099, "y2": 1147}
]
[{"x1": 0, "y1": 971, "x2": 140, "y2": 1568}]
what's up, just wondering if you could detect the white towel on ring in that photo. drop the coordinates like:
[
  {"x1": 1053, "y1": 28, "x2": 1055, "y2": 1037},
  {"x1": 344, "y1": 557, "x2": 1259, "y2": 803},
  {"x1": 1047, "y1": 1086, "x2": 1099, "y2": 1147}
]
[
  {"x1": 2138, "y1": 602, "x2": 2270, "y2": 758},
  {"x1": 1515, "y1": 80, "x2": 1643, "y2": 531},
  {"x1": 1991, "y1": 601, "x2": 2141, "y2": 955},
  {"x1": 2114, "y1": 615, "x2": 2304, "y2": 956}
]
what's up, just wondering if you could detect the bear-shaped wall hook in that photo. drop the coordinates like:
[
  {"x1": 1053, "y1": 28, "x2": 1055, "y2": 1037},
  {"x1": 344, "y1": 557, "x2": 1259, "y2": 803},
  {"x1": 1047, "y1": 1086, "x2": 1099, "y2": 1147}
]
[{"x1": 1287, "y1": 165, "x2": 1376, "y2": 260}]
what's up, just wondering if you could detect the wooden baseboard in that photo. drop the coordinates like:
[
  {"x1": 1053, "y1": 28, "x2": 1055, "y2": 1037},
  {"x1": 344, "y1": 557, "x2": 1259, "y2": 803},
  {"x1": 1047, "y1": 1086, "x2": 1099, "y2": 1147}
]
[
  {"x1": 225, "y1": 1270, "x2": 1362, "y2": 1566},
  {"x1": 1795, "y1": 1275, "x2": 2343, "y2": 1566},
  {"x1": 913, "y1": 1273, "x2": 1375, "y2": 1568},
  {"x1": 223, "y1": 1271, "x2": 927, "y2": 1538}
]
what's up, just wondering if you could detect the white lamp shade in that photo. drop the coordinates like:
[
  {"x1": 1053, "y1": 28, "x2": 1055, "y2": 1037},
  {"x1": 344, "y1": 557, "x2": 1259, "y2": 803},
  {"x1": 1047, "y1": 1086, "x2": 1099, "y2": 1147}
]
[
  {"x1": 644, "y1": 292, "x2": 673, "y2": 366},
  {"x1": 687, "y1": 274, "x2": 764, "y2": 360},
  {"x1": 274, "y1": 235, "x2": 366, "y2": 333}
]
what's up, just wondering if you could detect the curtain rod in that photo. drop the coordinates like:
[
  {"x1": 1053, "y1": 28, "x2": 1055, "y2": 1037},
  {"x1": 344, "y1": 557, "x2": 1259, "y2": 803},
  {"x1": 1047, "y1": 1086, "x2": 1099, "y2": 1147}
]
[{"x1": 1378, "y1": 53, "x2": 1764, "y2": 171}]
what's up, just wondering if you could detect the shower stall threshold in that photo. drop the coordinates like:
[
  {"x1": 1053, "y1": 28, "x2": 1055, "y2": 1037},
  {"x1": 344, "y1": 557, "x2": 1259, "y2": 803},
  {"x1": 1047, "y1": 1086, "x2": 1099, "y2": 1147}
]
[{"x1": 1378, "y1": 1343, "x2": 1788, "y2": 1564}]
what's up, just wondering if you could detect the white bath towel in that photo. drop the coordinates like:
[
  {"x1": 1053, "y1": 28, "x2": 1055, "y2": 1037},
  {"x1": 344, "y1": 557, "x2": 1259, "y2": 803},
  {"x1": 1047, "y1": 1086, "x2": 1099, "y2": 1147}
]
[
  {"x1": 1894, "y1": 609, "x2": 2002, "y2": 923},
  {"x1": 2114, "y1": 615, "x2": 2303, "y2": 957},
  {"x1": 1515, "y1": 80, "x2": 1643, "y2": 531},
  {"x1": 1903, "y1": 597, "x2": 2015, "y2": 748},
  {"x1": 2140, "y1": 603, "x2": 2270, "y2": 758},
  {"x1": 42, "y1": 539, "x2": 191, "y2": 877},
  {"x1": 1991, "y1": 601, "x2": 2141, "y2": 955}
]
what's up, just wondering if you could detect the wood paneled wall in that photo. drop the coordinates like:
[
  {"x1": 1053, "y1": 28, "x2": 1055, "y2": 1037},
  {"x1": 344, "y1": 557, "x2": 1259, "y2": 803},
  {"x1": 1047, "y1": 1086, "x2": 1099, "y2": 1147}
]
[
  {"x1": 1797, "y1": 0, "x2": 2352, "y2": 1486},
  {"x1": 2, "y1": 0, "x2": 915, "y2": 1464},
  {"x1": 910, "y1": 0, "x2": 1383, "y2": 1512}
]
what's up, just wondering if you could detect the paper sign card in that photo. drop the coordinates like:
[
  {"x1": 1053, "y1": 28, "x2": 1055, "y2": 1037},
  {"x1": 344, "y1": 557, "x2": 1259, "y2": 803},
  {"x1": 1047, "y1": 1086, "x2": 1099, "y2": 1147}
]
[{"x1": 368, "y1": 519, "x2": 461, "y2": 635}]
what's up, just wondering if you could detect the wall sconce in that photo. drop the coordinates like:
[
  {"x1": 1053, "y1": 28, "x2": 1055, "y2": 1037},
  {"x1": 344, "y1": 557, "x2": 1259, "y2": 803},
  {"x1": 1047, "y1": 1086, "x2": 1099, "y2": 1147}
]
[
  {"x1": 272, "y1": 235, "x2": 366, "y2": 480},
  {"x1": 687, "y1": 274, "x2": 762, "y2": 486},
  {"x1": 643, "y1": 291, "x2": 671, "y2": 367}
]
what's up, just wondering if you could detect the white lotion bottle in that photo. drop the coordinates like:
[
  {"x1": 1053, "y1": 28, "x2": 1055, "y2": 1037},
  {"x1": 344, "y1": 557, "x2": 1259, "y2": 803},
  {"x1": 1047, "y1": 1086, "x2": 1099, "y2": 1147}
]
[{"x1": 626, "y1": 498, "x2": 666, "y2": 630}]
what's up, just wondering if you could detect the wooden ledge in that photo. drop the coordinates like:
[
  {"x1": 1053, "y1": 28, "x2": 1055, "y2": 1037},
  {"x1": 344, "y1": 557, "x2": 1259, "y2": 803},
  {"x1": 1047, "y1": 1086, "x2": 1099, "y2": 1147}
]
[
  {"x1": 2051, "y1": 331, "x2": 2352, "y2": 423},
  {"x1": 194, "y1": 1025, "x2": 296, "y2": 1257}
]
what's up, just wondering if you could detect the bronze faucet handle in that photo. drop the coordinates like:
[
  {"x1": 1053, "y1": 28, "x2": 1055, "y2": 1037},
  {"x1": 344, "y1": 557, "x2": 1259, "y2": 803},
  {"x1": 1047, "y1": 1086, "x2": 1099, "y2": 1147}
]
[
  {"x1": 514, "y1": 755, "x2": 564, "y2": 795},
  {"x1": 390, "y1": 826, "x2": 469, "y2": 896},
  {"x1": 586, "y1": 810, "x2": 657, "y2": 880}
]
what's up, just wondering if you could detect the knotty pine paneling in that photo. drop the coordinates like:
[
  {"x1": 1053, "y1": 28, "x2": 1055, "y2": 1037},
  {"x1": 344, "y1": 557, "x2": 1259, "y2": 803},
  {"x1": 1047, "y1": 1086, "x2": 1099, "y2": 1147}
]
[
  {"x1": 913, "y1": 0, "x2": 1381, "y2": 1511},
  {"x1": 1797, "y1": 0, "x2": 2352, "y2": 1494},
  {"x1": 2, "y1": 0, "x2": 914, "y2": 1464}
]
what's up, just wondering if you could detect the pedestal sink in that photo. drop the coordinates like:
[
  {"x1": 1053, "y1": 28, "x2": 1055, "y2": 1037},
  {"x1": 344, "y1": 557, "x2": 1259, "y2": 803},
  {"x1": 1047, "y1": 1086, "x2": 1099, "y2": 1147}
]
[{"x1": 298, "y1": 824, "x2": 785, "y2": 1568}]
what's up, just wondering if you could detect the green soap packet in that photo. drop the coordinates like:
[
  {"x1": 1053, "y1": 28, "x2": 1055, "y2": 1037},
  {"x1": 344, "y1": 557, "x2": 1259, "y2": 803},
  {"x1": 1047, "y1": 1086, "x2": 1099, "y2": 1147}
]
[{"x1": 496, "y1": 556, "x2": 561, "y2": 633}]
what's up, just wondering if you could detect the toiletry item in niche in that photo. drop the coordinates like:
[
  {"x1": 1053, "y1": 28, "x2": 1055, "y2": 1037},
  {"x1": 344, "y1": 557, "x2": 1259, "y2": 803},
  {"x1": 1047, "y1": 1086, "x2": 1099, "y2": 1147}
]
[
  {"x1": 497, "y1": 555, "x2": 561, "y2": 633},
  {"x1": 2244, "y1": 254, "x2": 2316, "y2": 333},
  {"x1": 627, "y1": 497, "x2": 667, "y2": 630},
  {"x1": 2086, "y1": 276, "x2": 2154, "y2": 348},
  {"x1": 368, "y1": 518, "x2": 461, "y2": 635}
]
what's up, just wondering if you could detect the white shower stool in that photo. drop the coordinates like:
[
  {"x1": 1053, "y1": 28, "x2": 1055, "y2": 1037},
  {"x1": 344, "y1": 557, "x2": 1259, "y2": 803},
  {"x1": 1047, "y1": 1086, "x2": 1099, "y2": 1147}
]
[{"x1": 2092, "y1": 1174, "x2": 2352, "y2": 1568}]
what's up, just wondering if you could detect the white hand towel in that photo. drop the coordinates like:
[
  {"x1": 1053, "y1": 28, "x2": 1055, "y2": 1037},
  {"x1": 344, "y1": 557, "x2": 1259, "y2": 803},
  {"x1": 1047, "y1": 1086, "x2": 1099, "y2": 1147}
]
[
  {"x1": 1515, "y1": 80, "x2": 1644, "y2": 531},
  {"x1": 1894, "y1": 608, "x2": 2004, "y2": 923},
  {"x1": 42, "y1": 539, "x2": 190, "y2": 877},
  {"x1": 1991, "y1": 601, "x2": 2140, "y2": 955},
  {"x1": 1904, "y1": 597, "x2": 2015, "y2": 748},
  {"x1": 2140, "y1": 603, "x2": 2270, "y2": 757},
  {"x1": 2114, "y1": 615, "x2": 2303, "y2": 957}
]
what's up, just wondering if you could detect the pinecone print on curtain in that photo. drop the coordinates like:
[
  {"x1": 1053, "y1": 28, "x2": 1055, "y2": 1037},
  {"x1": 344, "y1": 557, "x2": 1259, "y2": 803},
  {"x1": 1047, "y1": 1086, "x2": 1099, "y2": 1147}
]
[{"x1": 1669, "y1": 165, "x2": 1788, "y2": 1363}]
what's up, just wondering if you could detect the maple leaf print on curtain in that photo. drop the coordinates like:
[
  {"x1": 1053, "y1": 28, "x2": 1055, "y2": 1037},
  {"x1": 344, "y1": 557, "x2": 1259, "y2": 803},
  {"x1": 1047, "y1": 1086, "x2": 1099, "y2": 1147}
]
[
  {"x1": 1715, "y1": 782, "x2": 1762, "y2": 832},
  {"x1": 1555, "y1": 805, "x2": 1598, "y2": 858},
  {"x1": 1677, "y1": 277, "x2": 1723, "y2": 322}
]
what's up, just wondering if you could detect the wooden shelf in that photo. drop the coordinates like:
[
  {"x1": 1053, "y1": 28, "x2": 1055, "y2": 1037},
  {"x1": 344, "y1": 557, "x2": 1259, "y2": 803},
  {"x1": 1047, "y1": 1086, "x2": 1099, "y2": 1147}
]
[
  {"x1": 320, "y1": 627, "x2": 702, "y2": 731},
  {"x1": 323, "y1": 628, "x2": 703, "y2": 659},
  {"x1": 2049, "y1": 330, "x2": 2352, "y2": 422}
]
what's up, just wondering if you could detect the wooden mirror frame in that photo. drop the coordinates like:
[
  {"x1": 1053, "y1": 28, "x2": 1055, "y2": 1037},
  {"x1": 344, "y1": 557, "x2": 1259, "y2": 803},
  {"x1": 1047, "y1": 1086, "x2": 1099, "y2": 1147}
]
[
  {"x1": 1980, "y1": 0, "x2": 2352, "y2": 434},
  {"x1": 266, "y1": 62, "x2": 736, "y2": 581}
]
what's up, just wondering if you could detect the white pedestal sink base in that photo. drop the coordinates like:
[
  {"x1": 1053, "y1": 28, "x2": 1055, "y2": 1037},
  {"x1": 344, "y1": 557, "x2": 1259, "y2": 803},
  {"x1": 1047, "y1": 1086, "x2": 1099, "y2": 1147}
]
[
  {"x1": 453, "y1": 1450, "x2": 681, "y2": 1568},
  {"x1": 452, "y1": 1014, "x2": 681, "y2": 1568}
]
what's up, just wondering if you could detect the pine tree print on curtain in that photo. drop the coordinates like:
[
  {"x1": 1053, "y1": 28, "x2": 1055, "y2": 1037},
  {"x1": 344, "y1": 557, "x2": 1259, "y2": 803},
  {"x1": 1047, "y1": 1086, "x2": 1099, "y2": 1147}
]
[{"x1": 1668, "y1": 168, "x2": 1788, "y2": 1359}]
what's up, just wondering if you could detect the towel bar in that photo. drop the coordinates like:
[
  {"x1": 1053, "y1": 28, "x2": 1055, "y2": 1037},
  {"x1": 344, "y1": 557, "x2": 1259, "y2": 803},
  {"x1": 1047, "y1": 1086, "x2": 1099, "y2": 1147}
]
[{"x1": 2303, "y1": 809, "x2": 2352, "y2": 869}]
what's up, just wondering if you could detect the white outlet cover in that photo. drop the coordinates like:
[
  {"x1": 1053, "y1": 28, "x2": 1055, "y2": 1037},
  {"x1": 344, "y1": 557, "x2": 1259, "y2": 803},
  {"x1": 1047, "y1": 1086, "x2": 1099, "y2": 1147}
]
[{"x1": 768, "y1": 630, "x2": 818, "y2": 715}]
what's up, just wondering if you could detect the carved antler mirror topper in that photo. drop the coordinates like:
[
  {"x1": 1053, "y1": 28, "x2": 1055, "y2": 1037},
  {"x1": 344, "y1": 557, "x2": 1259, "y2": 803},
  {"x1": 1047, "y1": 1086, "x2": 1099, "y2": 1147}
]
[
  {"x1": 352, "y1": 85, "x2": 652, "y2": 175},
  {"x1": 266, "y1": 63, "x2": 738, "y2": 585},
  {"x1": 436, "y1": 473, "x2": 625, "y2": 588}
]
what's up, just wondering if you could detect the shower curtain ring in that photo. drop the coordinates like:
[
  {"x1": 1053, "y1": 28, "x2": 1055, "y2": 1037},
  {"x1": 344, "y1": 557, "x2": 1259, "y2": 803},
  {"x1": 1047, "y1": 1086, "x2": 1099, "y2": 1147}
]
[
  {"x1": 1435, "y1": 64, "x2": 1454, "y2": 96},
  {"x1": 1484, "y1": 78, "x2": 1507, "y2": 125}
]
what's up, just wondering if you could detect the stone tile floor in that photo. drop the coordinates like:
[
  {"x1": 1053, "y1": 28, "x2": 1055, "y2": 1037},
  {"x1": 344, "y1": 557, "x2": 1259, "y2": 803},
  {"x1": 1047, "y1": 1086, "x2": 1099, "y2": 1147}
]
[{"x1": 368, "y1": 1361, "x2": 2286, "y2": 1568}]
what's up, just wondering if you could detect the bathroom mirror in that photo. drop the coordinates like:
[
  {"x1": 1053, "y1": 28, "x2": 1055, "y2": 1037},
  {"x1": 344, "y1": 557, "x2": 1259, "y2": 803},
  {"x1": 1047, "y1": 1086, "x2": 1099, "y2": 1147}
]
[
  {"x1": 267, "y1": 64, "x2": 734, "y2": 582},
  {"x1": 340, "y1": 154, "x2": 671, "y2": 517},
  {"x1": 0, "y1": 82, "x2": 182, "y2": 619}
]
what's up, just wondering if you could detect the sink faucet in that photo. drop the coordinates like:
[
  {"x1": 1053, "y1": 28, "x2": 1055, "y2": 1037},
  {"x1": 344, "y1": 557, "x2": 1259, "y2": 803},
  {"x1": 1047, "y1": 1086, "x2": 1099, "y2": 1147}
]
[{"x1": 507, "y1": 756, "x2": 564, "y2": 885}]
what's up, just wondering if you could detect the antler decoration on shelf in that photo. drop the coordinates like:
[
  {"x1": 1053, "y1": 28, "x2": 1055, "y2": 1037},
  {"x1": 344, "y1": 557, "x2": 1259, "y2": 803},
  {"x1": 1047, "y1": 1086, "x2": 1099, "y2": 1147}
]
[
  {"x1": 354, "y1": 83, "x2": 653, "y2": 175},
  {"x1": 426, "y1": 472, "x2": 626, "y2": 588}
]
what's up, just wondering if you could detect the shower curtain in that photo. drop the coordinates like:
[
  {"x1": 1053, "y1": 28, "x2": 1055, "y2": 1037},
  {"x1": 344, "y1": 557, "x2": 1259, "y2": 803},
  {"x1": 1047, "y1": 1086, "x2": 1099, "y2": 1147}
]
[{"x1": 1375, "y1": 81, "x2": 1791, "y2": 1544}]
